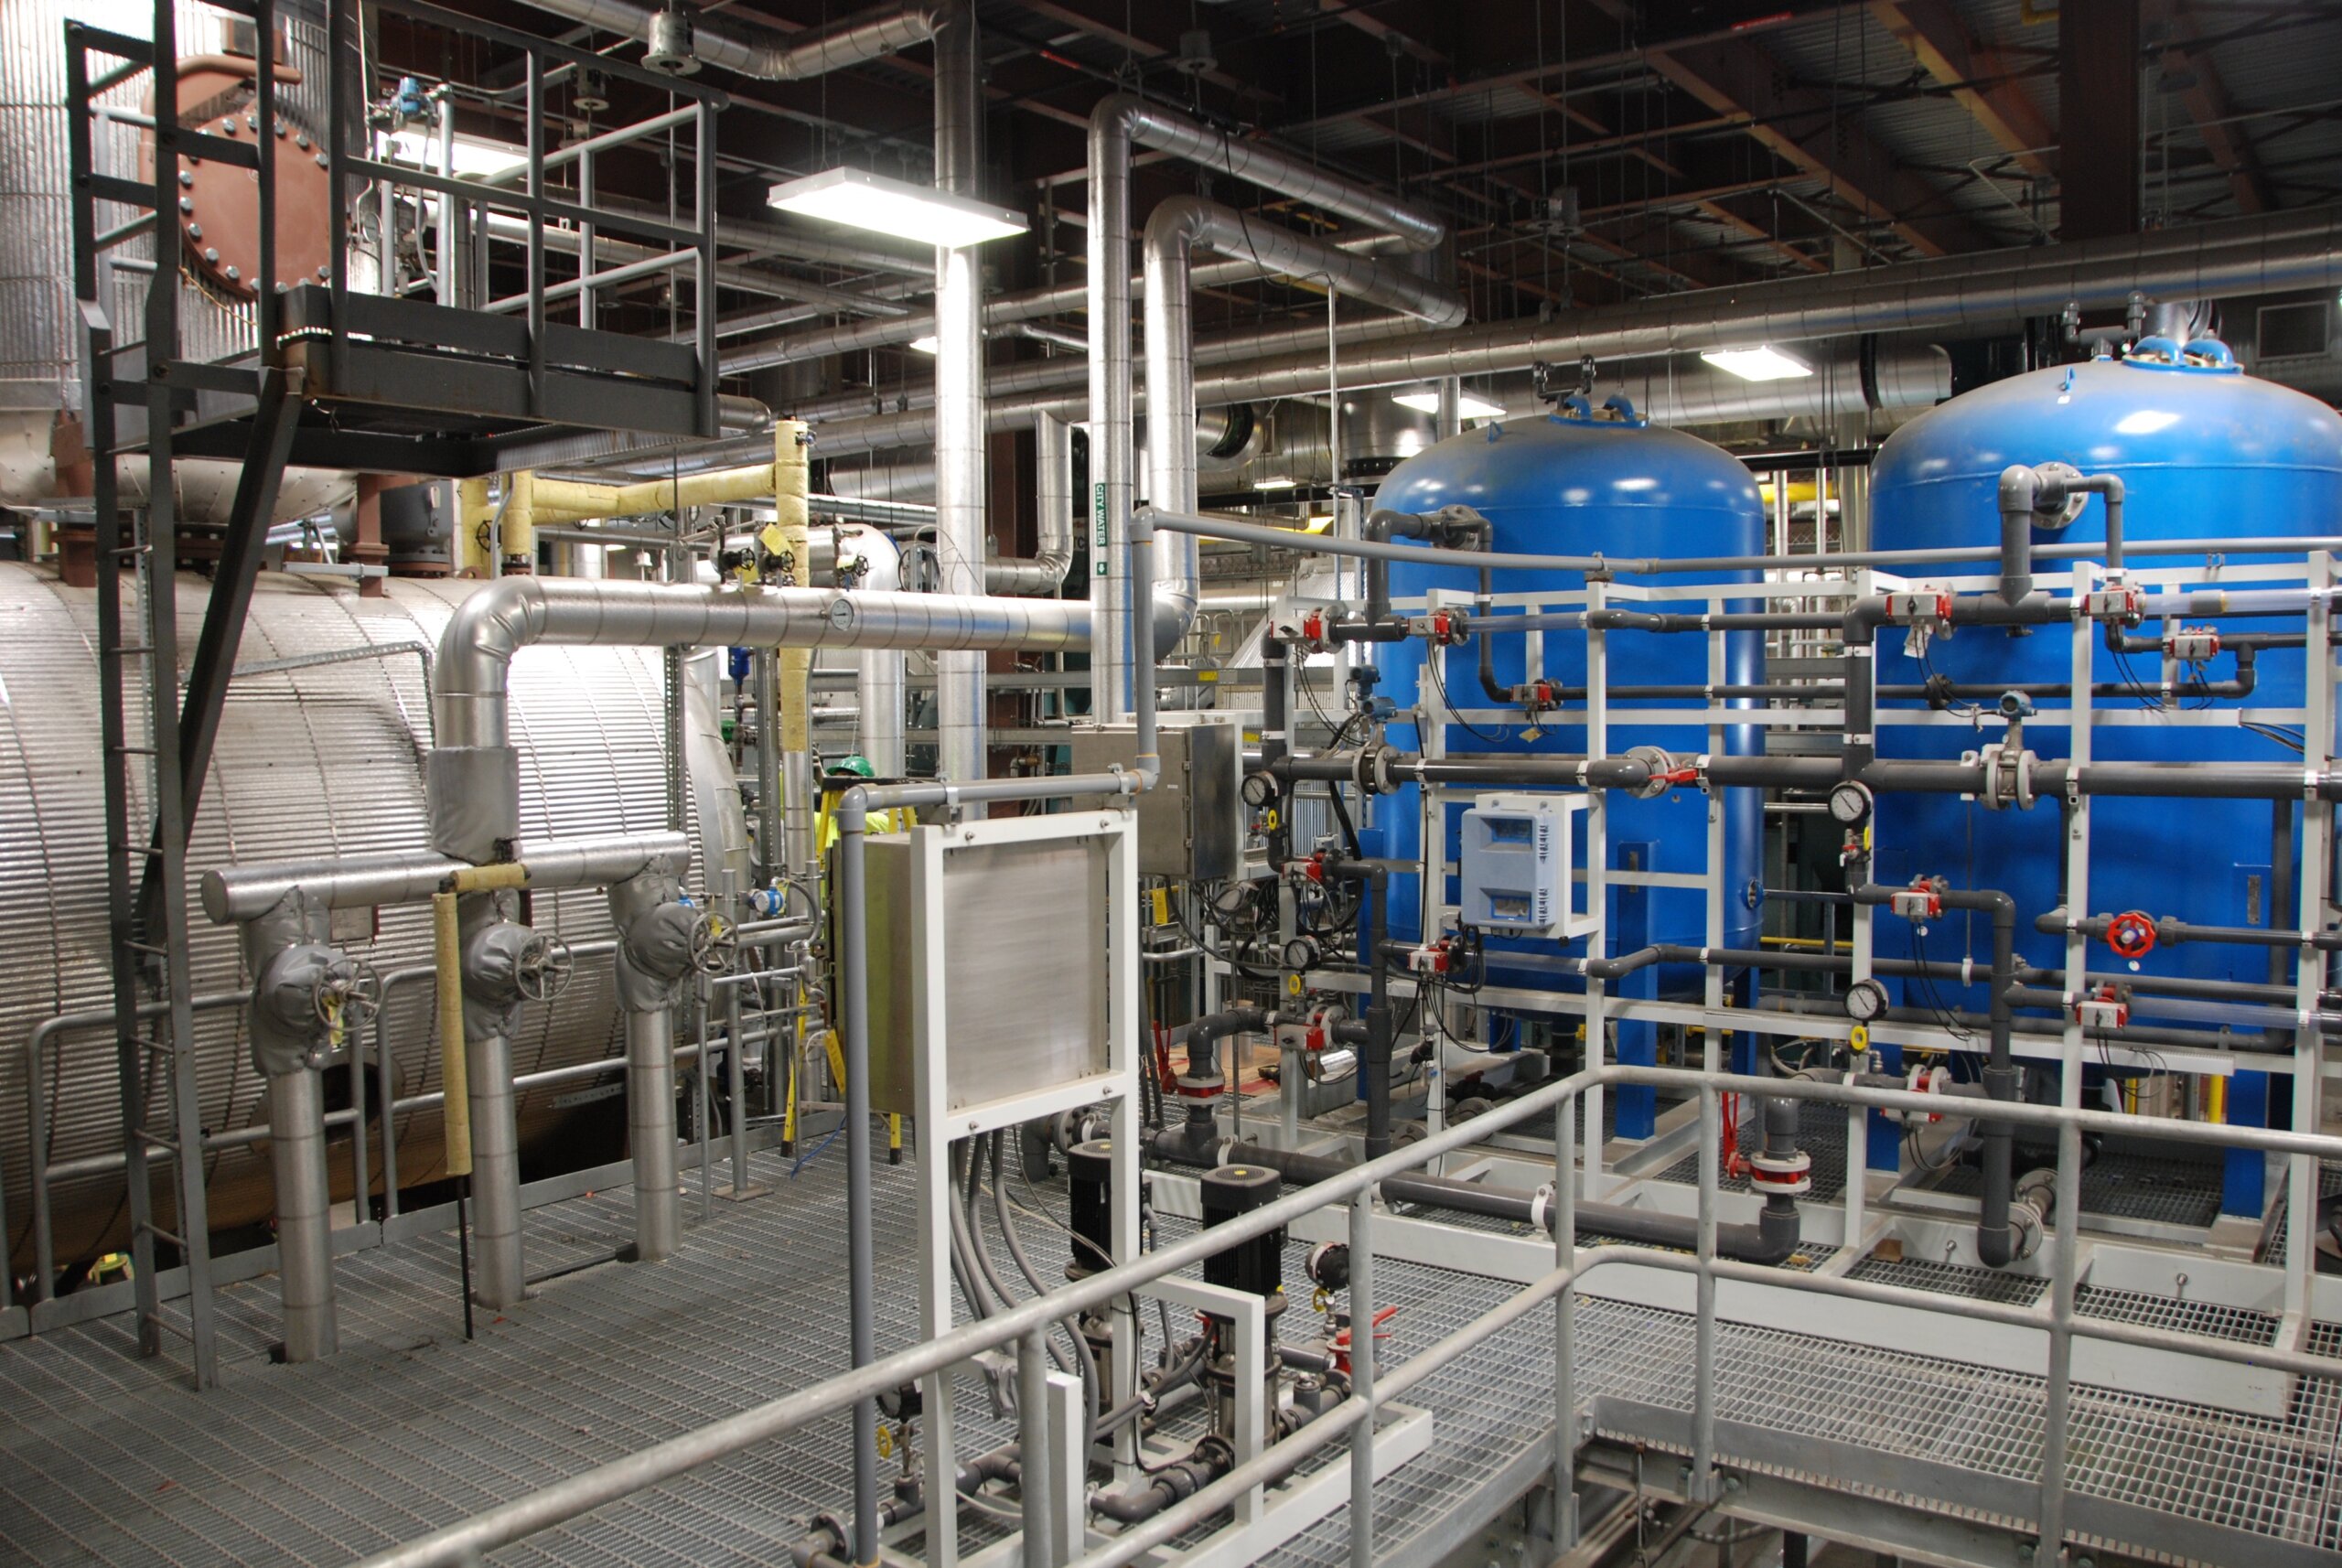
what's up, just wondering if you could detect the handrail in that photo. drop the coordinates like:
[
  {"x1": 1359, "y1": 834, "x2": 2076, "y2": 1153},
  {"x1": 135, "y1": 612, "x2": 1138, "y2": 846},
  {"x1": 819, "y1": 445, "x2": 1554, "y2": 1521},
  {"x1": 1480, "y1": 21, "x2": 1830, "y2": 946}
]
[{"x1": 342, "y1": 1062, "x2": 2342, "y2": 1568}]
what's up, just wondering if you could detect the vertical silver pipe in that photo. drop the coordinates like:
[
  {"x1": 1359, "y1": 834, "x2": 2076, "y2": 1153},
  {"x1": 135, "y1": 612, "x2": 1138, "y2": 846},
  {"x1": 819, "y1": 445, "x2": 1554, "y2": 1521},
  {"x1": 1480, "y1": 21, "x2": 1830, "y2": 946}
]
[
  {"x1": 629, "y1": 1006, "x2": 681, "y2": 1262},
  {"x1": 1141, "y1": 209, "x2": 1200, "y2": 690},
  {"x1": 267, "y1": 1069, "x2": 338, "y2": 1361},
  {"x1": 753, "y1": 649, "x2": 785, "y2": 877},
  {"x1": 467, "y1": 1031, "x2": 525, "y2": 1307},
  {"x1": 1019, "y1": 1326, "x2": 1056, "y2": 1563},
  {"x1": 1087, "y1": 104, "x2": 1134, "y2": 723},
  {"x1": 852, "y1": 526, "x2": 908, "y2": 775},
  {"x1": 1327, "y1": 292, "x2": 1341, "y2": 488},
  {"x1": 1348, "y1": 1187, "x2": 1376, "y2": 1568},
  {"x1": 932, "y1": 1, "x2": 988, "y2": 791},
  {"x1": 1692, "y1": 1086, "x2": 1719, "y2": 1497},
  {"x1": 1036, "y1": 410, "x2": 1070, "y2": 588},
  {"x1": 434, "y1": 92, "x2": 456, "y2": 306},
  {"x1": 782, "y1": 749, "x2": 818, "y2": 877}
]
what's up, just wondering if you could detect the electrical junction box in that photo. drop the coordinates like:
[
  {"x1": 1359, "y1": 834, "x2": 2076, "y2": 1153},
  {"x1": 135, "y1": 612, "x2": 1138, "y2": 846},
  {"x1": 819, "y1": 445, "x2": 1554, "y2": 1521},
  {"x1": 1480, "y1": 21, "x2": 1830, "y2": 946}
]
[{"x1": 1459, "y1": 792, "x2": 1594, "y2": 938}]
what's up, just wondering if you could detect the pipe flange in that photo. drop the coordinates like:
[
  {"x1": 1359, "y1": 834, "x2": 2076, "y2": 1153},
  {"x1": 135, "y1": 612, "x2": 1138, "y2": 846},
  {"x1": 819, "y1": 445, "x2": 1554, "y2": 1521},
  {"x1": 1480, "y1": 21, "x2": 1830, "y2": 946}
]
[
  {"x1": 1624, "y1": 745, "x2": 1675, "y2": 800},
  {"x1": 1371, "y1": 744, "x2": 1400, "y2": 797},
  {"x1": 1746, "y1": 1149, "x2": 1812, "y2": 1197},
  {"x1": 1354, "y1": 741, "x2": 1383, "y2": 796},
  {"x1": 1976, "y1": 742, "x2": 2007, "y2": 810}
]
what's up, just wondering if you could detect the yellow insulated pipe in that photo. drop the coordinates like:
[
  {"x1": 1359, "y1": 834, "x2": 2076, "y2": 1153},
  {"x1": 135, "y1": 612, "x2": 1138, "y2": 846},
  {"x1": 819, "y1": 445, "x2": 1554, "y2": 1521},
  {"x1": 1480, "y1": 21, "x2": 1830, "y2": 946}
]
[
  {"x1": 526, "y1": 453, "x2": 785, "y2": 524},
  {"x1": 768, "y1": 421, "x2": 811, "y2": 754},
  {"x1": 432, "y1": 861, "x2": 533, "y2": 1177}
]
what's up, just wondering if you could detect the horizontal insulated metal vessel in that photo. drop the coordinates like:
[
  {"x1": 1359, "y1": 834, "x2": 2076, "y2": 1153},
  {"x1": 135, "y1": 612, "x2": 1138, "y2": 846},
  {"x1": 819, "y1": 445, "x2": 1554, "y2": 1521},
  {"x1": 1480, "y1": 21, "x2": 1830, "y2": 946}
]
[
  {"x1": 1372, "y1": 406, "x2": 1767, "y2": 983},
  {"x1": 1867, "y1": 339, "x2": 2342, "y2": 992},
  {"x1": 0, "y1": 564, "x2": 746, "y2": 1287}
]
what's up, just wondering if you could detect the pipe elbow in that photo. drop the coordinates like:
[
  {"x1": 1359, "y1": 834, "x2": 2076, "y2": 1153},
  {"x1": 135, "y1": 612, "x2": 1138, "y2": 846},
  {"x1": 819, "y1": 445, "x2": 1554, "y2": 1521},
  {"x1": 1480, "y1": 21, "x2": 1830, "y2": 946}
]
[{"x1": 433, "y1": 575, "x2": 547, "y2": 747}]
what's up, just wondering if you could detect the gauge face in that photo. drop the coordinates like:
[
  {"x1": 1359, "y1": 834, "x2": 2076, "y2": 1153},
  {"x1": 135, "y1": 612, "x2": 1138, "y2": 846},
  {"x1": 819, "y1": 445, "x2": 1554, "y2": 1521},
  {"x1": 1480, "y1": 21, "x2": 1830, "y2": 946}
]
[
  {"x1": 1828, "y1": 780, "x2": 1874, "y2": 826},
  {"x1": 1282, "y1": 936, "x2": 1319, "y2": 970},
  {"x1": 1844, "y1": 976, "x2": 1888, "y2": 1023},
  {"x1": 1241, "y1": 770, "x2": 1279, "y2": 808}
]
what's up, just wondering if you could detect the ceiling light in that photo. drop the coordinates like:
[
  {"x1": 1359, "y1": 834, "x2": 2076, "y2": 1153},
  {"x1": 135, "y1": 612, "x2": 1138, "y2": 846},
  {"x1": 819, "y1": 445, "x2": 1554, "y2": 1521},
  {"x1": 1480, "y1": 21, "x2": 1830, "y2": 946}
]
[
  {"x1": 384, "y1": 129, "x2": 527, "y2": 179},
  {"x1": 767, "y1": 166, "x2": 1029, "y2": 249},
  {"x1": 1699, "y1": 346, "x2": 1812, "y2": 381},
  {"x1": 1252, "y1": 477, "x2": 1299, "y2": 490},
  {"x1": 1392, "y1": 389, "x2": 1505, "y2": 420},
  {"x1": 909, "y1": 336, "x2": 940, "y2": 355}
]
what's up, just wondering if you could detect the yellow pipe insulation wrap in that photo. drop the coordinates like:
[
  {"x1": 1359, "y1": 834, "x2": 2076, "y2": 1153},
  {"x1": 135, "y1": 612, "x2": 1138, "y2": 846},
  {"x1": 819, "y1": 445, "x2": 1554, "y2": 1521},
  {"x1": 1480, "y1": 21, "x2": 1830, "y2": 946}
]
[
  {"x1": 433, "y1": 862, "x2": 534, "y2": 1178},
  {"x1": 458, "y1": 476, "x2": 494, "y2": 577},
  {"x1": 770, "y1": 420, "x2": 812, "y2": 753}
]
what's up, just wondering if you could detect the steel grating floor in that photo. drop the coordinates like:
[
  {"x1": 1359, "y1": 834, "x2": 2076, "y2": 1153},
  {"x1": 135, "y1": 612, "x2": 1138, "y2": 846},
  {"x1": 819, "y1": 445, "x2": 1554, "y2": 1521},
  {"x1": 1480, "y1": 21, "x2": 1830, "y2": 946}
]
[{"x1": 2, "y1": 1144, "x2": 2338, "y2": 1568}]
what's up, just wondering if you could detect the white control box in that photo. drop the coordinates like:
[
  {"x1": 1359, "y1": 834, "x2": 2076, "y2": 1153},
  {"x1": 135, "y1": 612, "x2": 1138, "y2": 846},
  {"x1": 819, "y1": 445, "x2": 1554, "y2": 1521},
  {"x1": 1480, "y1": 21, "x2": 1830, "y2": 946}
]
[{"x1": 1458, "y1": 792, "x2": 1593, "y2": 937}]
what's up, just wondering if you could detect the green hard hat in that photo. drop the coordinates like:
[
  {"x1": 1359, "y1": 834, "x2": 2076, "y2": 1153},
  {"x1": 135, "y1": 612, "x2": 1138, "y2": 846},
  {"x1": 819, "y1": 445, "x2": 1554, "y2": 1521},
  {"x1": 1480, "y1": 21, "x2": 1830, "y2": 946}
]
[{"x1": 829, "y1": 754, "x2": 876, "y2": 779}]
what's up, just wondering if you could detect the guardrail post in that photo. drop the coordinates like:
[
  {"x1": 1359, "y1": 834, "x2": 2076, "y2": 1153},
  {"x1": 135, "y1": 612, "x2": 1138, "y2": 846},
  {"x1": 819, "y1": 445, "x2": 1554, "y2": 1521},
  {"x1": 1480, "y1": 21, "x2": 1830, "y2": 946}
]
[
  {"x1": 2037, "y1": 1116, "x2": 2082, "y2": 1562},
  {"x1": 1348, "y1": 1186, "x2": 1376, "y2": 1568},
  {"x1": 1552, "y1": 1083, "x2": 1579, "y2": 1550},
  {"x1": 1019, "y1": 1326, "x2": 1058, "y2": 1568},
  {"x1": 1691, "y1": 1084, "x2": 1719, "y2": 1503}
]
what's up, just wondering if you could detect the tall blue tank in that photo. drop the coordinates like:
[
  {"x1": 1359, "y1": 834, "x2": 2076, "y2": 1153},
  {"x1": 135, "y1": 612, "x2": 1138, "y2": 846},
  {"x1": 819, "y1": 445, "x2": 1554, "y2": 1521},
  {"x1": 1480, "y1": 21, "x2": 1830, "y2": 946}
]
[
  {"x1": 1867, "y1": 338, "x2": 2342, "y2": 993},
  {"x1": 1371, "y1": 403, "x2": 1767, "y2": 988}
]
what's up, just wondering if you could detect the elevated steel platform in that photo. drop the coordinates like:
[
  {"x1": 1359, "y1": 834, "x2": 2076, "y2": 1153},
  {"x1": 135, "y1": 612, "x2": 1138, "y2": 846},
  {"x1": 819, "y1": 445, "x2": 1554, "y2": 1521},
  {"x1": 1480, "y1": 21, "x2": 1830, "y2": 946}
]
[{"x1": 1, "y1": 1142, "x2": 2337, "y2": 1568}]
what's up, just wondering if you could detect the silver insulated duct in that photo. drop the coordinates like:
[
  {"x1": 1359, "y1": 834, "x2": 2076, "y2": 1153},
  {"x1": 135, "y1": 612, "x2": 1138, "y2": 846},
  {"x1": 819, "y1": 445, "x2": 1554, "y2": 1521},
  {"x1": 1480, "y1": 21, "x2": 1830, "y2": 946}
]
[{"x1": 0, "y1": 564, "x2": 747, "y2": 1291}]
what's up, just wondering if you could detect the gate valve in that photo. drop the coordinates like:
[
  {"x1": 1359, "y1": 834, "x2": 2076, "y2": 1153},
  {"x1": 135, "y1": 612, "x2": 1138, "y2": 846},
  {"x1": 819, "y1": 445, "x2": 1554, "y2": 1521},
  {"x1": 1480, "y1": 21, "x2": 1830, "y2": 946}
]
[
  {"x1": 512, "y1": 931, "x2": 576, "y2": 1004},
  {"x1": 2104, "y1": 909, "x2": 2158, "y2": 961},
  {"x1": 1326, "y1": 1305, "x2": 1399, "y2": 1378},
  {"x1": 687, "y1": 910, "x2": 739, "y2": 976},
  {"x1": 2075, "y1": 984, "x2": 2130, "y2": 1032},
  {"x1": 1421, "y1": 609, "x2": 1467, "y2": 647},
  {"x1": 309, "y1": 954, "x2": 384, "y2": 1035},
  {"x1": 1889, "y1": 878, "x2": 1943, "y2": 921}
]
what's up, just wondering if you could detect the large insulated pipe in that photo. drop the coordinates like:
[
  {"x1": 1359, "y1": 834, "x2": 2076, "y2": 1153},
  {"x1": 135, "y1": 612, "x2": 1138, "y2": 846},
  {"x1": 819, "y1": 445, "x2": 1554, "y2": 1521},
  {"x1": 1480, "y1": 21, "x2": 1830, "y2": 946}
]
[
  {"x1": 1090, "y1": 91, "x2": 1447, "y2": 722},
  {"x1": 1136, "y1": 197, "x2": 1465, "y2": 711},
  {"x1": 626, "y1": 998, "x2": 681, "y2": 1261},
  {"x1": 772, "y1": 421, "x2": 819, "y2": 876},
  {"x1": 507, "y1": 0, "x2": 941, "y2": 81},
  {"x1": 932, "y1": 0, "x2": 986, "y2": 791},
  {"x1": 266, "y1": 1068, "x2": 338, "y2": 1361}
]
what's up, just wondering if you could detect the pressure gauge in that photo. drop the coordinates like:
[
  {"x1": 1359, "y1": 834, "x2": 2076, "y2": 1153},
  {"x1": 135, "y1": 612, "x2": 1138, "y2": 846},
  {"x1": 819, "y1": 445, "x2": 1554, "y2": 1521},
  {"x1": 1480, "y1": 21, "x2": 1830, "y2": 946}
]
[
  {"x1": 1843, "y1": 976, "x2": 1889, "y2": 1024},
  {"x1": 1282, "y1": 935, "x2": 1321, "y2": 971},
  {"x1": 1241, "y1": 770, "x2": 1280, "y2": 808},
  {"x1": 1827, "y1": 779, "x2": 1874, "y2": 827}
]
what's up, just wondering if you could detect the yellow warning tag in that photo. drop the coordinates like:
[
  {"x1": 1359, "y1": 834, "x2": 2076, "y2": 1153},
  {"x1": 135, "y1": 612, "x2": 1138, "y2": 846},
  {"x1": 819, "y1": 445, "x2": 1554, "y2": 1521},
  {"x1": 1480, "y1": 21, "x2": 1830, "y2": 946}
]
[{"x1": 1149, "y1": 887, "x2": 1171, "y2": 926}]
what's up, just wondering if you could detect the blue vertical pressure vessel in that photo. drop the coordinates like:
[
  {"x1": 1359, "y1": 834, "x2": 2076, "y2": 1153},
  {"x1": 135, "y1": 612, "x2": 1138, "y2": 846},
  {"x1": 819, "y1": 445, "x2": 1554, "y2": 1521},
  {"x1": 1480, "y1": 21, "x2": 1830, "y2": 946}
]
[
  {"x1": 1867, "y1": 338, "x2": 2342, "y2": 992},
  {"x1": 1371, "y1": 402, "x2": 1767, "y2": 990}
]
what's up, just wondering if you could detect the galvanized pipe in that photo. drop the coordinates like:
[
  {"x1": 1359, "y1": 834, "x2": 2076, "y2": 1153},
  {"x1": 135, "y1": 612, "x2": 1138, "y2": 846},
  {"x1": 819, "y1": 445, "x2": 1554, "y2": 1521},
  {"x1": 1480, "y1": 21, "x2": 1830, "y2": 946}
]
[
  {"x1": 265, "y1": 1068, "x2": 338, "y2": 1362},
  {"x1": 628, "y1": 1007, "x2": 681, "y2": 1262},
  {"x1": 985, "y1": 411, "x2": 1073, "y2": 595}
]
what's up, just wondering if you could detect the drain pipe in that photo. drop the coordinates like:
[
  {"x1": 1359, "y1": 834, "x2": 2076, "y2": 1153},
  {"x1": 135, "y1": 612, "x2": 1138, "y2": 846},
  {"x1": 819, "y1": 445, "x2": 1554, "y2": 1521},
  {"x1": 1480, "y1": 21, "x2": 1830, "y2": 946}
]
[
  {"x1": 1089, "y1": 92, "x2": 1447, "y2": 722},
  {"x1": 607, "y1": 867, "x2": 708, "y2": 1263}
]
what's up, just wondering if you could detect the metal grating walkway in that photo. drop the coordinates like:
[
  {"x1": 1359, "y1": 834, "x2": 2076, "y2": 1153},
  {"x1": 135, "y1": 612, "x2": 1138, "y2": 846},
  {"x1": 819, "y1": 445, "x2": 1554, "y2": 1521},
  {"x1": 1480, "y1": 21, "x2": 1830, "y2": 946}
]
[{"x1": 1, "y1": 1143, "x2": 2337, "y2": 1568}]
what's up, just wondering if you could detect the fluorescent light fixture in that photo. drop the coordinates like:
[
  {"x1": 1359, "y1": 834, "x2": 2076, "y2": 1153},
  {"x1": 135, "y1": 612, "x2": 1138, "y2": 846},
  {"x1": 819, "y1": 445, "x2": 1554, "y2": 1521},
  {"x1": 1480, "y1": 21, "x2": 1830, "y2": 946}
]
[
  {"x1": 1393, "y1": 388, "x2": 1505, "y2": 420},
  {"x1": 909, "y1": 335, "x2": 940, "y2": 355},
  {"x1": 1252, "y1": 477, "x2": 1300, "y2": 490},
  {"x1": 767, "y1": 166, "x2": 1028, "y2": 249},
  {"x1": 1304, "y1": 515, "x2": 1335, "y2": 532},
  {"x1": 384, "y1": 128, "x2": 527, "y2": 179},
  {"x1": 1700, "y1": 345, "x2": 1812, "y2": 381}
]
